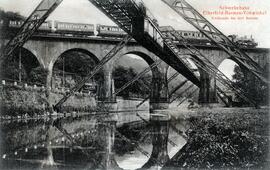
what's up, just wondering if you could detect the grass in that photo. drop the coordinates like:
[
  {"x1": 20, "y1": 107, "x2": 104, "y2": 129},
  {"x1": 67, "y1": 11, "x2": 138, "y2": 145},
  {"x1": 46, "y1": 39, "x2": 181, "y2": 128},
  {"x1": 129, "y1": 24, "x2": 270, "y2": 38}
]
[{"x1": 163, "y1": 107, "x2": 270, "y2": 169}]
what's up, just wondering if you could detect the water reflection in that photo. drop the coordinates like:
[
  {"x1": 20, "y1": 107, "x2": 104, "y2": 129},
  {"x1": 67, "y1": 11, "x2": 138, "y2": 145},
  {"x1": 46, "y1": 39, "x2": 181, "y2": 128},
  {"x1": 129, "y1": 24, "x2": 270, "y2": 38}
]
[{"x1": 0, "y1": 113, "x2": 187, "y2": 170}]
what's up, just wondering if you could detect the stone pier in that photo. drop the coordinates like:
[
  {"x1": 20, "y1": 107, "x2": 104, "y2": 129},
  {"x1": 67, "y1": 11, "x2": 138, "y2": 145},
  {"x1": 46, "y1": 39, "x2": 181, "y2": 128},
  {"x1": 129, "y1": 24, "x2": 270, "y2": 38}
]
[
  {"x1": 142, "y1": 112, "x2": 171, "y2": 169},
  {"x1": 198, "y1": 68, "x2": 218, "y2": 107},
  {"x1": 95, "y1": 120, "x2": 121, "y2": 170}
]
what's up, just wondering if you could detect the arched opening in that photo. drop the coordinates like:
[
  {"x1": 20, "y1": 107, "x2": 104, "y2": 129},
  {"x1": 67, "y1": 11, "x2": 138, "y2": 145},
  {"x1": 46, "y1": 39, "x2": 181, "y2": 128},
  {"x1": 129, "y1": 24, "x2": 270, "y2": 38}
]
[
  {"x1": 1, "y1": 47, "x2": 45, "y2": 85},
  {"x1": 52, "y1": 49, "x2": 101, "y2": 93},
  {"x1": 112, "y1": 52, "x2": 156, "y2": 99},
  {"x1": 217, "y1": 58, "x2": 267, "y2": 106},
  {"x1": 218, "y1": 59, "x2": 239, "y2": 81},
  {"x1": 113, "y1": 52, "x2": 157, "y2": 169},
  {"x1": 218, "y1": 58, "x2": 241, "y2": 105}
]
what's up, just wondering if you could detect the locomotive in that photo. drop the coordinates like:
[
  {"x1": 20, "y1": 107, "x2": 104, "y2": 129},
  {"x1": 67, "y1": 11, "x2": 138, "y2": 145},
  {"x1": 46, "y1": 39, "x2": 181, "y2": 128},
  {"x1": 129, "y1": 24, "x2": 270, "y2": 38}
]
[{"x1": 228, "y1": 34, "x2": 258, "y2": 48}]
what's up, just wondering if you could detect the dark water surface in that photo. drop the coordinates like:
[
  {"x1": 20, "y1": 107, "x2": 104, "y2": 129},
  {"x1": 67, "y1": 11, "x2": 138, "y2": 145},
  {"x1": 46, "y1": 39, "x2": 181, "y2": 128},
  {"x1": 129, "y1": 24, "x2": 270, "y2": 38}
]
[{"x1": 0, "y1": 113, "x2": 187, "y2": 170}]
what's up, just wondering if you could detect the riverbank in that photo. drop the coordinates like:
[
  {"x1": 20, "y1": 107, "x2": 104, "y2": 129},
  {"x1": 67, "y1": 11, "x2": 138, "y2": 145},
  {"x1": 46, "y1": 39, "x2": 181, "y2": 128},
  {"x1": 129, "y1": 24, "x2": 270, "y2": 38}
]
[{"x1": 163, "y1": 107, "x2": 270, "y2": 169}]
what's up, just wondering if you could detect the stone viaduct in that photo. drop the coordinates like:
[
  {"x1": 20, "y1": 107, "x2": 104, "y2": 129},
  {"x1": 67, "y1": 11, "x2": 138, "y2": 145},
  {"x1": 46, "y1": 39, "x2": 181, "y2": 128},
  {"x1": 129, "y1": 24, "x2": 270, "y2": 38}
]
[{"x1": 1, "y1": 34, "x2": 269, "y2": 110}]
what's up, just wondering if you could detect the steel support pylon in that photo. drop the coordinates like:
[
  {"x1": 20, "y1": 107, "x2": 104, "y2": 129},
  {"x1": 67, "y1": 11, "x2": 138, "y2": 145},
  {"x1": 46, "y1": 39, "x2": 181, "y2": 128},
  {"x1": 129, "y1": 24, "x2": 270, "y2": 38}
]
[
  {"x1": 161, "y1": 26, "x2": 257, "y2": 106},
  {"x1": 162, "y1": 0, "x2": 268, "y2": 84},
  {"x1": 0, "y1": 0, "x2": 63, "y2": 61},
  {"x1": 54, "y1": 35, "x2": 132, "y2": 111}
]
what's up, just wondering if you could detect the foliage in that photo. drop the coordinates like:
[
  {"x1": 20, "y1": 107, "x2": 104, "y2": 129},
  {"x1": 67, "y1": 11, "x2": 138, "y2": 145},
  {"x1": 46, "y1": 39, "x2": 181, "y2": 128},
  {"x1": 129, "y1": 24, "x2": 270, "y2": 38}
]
[
  {"x1": 0, "y1": 9, "x2": 25, "y2": 21},
  {"x1": 28, "y1": 67, "x2": 47, "y2": 86},
  {"x1": 1, "y1": 57, "x2": 27, "y2": 81},
  {"x1": 0, "y1": 9, "x2": 25, "y2": 33},
  {"x1": 53, "y1": 51, "x2": 97, "y2": 78},
  {"x1": 232, "y1": 65, "x2": 268, "y2": 105},
  {"x1": 1, "y1": 52, "x2": 42, "y2": 85},
  {"x1": 164, "y1": 109, "x2": 269, "y2": 169},
  {"x1": 113, "y1": 66, "x2": 151, "y2": 98}
]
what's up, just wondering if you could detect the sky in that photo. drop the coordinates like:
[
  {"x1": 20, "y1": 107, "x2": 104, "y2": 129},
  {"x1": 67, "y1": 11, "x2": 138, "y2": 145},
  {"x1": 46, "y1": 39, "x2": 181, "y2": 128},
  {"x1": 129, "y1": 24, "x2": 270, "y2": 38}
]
[
  {"x1": 0, "y1": 0, "x2": 269, "y2": 79},
  {"x1": 0, "y1": 0, "x2": 269, "y2": 47}
]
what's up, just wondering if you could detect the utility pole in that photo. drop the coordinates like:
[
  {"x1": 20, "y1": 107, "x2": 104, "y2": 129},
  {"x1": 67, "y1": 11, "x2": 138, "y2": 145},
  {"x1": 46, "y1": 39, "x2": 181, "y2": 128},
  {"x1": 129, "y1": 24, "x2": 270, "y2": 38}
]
[
  {"x1": 19, "y1": 48, "x2": 22, "y2": 83},
  {"x1": 62, "y1": 57, "x2": 65, "y2": 87}
]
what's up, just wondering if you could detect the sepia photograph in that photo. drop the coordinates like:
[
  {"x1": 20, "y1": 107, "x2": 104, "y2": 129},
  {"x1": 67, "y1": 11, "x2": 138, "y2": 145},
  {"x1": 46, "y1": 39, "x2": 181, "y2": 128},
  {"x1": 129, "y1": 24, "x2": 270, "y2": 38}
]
[{"x1": 0, "y1": 0, "x2": 269, "y2": 169}]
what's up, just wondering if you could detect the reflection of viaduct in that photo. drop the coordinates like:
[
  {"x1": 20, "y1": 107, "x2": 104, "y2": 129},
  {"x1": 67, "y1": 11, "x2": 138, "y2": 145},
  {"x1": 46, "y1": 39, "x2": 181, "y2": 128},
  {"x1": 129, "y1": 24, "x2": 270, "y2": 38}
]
[{"x1": 2, "y1": 34, "x2": 269, "y2": 107}]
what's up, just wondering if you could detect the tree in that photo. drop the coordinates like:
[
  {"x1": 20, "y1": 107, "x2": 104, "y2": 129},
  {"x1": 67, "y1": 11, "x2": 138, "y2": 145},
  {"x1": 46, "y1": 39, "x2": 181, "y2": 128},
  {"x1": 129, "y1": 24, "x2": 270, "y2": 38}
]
[
  {"x1": 0, "y1": 9, "x2": 25, "y2": 34},
  {"x1": 232, "y1": 65, "x2": 268, "y2": 106},
  {"x1": 0, "y1": 9, "x2": 25, "y2": 21},
  {"x1": 28, "y1": 67, "x2": 47, "y2": 86},
  {"x1": 113, "y1": 66, "x2": 150, "y2": 98}
]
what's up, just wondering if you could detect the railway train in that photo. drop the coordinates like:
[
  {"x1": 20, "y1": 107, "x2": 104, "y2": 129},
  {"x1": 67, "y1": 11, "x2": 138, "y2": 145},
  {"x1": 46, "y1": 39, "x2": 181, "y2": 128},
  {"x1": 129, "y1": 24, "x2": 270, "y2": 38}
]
[
  {"x1": 96, "y1": 24, "x2": 127, "y2": 37},
  {"x1": 1, "y1": 20, "x2": 126, "y2": 38},
  {"x1": 0, "y1": 19, "x2": 258, "y2": 48}
]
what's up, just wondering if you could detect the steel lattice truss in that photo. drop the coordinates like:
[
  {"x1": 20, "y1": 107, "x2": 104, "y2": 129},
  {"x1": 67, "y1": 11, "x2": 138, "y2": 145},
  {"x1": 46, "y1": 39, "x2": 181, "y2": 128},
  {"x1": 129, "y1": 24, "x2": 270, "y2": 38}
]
[
  {"x1": 89, "y1": 0, "x2": 232, "y2": 106},
  {"x1": 161, "y1": 25, "x2": 200, "y2": 82},
  {"x1": 136, "y1": 72, "x2": 180, "y2": 108},
  {"x1": 162, "y1": 0, "x2": 268, "y2": 84},
  {"x1": 177, "y1": 88, "x2": 198, "y2": 106},
  {"x1": 54, "y1": 35, "x2": 132, "y2": 111},
  {"x1": 161, "y1": 26, "x2": 257, "y2": 106},
  {"x1": 90, "y1": 0, "x2": 200, "y2": 86},
  {"x1": 114, "y1": 59, "x2": 162, "y2": 95},
  {"x1": 3, "y1": 0, "x2": 262, "y2": 108},
  {"x1": 89, "y1": 0, "x2": 144, "y2": 34},
  {"x1": 170, "y1": 83, "x2": 195, "y2": 103},
  {"x1": 216, "y1": 86, "x2": 231, "y2": 107},
  {"x1": 169, "y1": 80, "x2": 188, "y2": 98},
  {"x1": 0, "y1": 0, "x2": 63, "y2": 61}
]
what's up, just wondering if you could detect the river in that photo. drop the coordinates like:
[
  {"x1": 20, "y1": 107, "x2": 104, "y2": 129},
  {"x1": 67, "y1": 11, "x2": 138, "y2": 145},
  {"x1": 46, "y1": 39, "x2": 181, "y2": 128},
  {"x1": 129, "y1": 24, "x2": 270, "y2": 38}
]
[{"x1": 0, "y1": 113, "x2": 188, "y2": 170}]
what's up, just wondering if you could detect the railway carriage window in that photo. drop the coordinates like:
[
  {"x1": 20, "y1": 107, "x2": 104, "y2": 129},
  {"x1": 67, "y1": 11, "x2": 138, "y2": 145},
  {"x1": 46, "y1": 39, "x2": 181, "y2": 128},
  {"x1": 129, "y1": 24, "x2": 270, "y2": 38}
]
[
  {"x1": 184, "y1": 33, "x2": 187, "y2": 36},
  {"x1": 192, "y1": 33, "x2": 195, "y2": 37}
]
